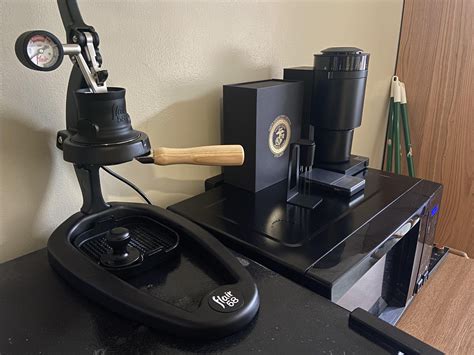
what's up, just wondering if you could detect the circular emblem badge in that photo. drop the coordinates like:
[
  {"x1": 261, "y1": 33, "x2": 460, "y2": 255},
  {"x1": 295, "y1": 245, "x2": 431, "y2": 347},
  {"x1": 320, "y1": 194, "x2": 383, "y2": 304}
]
[
  {"x1": 207, "y1": 287, "x2": 244, "y2": 313},
  {"x1": 268, "y1": 115, "x2": 291, "y2": 157}
]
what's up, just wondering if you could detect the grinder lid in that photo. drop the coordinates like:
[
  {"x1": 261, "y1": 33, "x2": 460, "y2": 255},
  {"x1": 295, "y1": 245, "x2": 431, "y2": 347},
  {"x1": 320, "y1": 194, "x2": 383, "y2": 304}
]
[{"x1": 314, "y1": 47, "x2": 369, "y2": 72}]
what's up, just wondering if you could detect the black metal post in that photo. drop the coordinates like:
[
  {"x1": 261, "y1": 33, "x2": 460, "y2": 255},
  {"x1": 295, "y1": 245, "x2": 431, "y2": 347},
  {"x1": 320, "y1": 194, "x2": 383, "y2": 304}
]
[{"x1": 74, "y1": 164, "x2": 109, "y2": 214}]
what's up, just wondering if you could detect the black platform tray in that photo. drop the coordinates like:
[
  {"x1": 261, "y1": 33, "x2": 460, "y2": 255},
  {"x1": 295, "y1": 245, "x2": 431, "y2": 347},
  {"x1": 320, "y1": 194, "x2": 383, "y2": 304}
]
[
  {"x1": 0, "y1": 248, "x2": 438, "y2": 354},
  {"x1": 169, "y1": 169, "x2": 441, "y2": 299}
]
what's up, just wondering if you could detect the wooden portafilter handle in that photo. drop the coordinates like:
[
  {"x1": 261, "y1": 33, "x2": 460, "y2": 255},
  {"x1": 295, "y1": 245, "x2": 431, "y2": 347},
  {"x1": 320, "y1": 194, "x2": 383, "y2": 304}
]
[{"x1": 139, "y1": 145, "x2": 245, "y2": 166}]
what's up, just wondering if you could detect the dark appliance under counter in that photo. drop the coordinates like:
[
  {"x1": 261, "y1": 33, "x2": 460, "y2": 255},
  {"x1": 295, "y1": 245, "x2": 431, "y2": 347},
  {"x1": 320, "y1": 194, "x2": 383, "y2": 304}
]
[{"x1": 169, "y1": 168, "x2": 445, "y2": 325}]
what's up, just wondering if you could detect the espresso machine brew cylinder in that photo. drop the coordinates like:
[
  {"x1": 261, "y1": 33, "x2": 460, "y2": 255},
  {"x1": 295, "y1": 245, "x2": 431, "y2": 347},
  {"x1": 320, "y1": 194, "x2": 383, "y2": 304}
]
[{"x1": 311, "y1": 47, "x2": 370, "y2": 164}]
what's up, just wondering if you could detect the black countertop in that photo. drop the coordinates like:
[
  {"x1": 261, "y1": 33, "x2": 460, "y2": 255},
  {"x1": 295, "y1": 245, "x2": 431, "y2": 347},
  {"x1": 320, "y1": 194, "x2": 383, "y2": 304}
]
[{"x1": 0, "y1": 249, "x2": 391, "y2": 354}]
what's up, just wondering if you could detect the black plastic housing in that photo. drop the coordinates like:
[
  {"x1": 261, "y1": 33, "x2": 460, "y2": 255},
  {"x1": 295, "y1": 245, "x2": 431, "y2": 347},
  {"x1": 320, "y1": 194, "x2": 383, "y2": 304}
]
[
  {"x1": 314, "y1": 129, "x2": 355, "y2": 164},
  {"x1": 283, "y1": 67, "x2": 314, "y2": 140},
  {"x1": 311, "y1": 48, "x2": 369, "y2": 163},
  {"x1": 311, "y1": 71, "x2": 368, "y2": 131},
  {"x1": 47, "y1": 203, "x2": 260, "y2": 339},
  {"x1": 58, "y1": 87, "x2": 150, "y2": 165},
  {"x1": 73, "y1": 88, "x2": 138, "y2": 144}
]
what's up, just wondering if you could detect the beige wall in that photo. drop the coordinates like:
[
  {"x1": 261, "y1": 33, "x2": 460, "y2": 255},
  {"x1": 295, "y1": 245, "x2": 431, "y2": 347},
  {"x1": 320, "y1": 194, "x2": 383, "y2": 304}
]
[{"x1": 0, "y1": 0, "x2": 403, "y2": 262}]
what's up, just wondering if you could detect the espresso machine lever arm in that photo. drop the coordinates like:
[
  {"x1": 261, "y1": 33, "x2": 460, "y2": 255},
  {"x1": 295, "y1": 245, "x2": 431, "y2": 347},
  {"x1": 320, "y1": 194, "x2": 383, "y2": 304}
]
[
  {"x1": 136, "y1": 145, "x2": 245, "y2": 166},
  {"x1": 57, "y1": 0, "x2": 109, "y2": 94}
]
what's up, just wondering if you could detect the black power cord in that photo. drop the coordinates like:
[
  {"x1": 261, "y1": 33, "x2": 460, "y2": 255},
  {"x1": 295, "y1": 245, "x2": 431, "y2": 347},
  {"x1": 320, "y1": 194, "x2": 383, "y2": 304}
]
[{"x1": 101, "y1": 166, "x2": 152, "y2": 205}]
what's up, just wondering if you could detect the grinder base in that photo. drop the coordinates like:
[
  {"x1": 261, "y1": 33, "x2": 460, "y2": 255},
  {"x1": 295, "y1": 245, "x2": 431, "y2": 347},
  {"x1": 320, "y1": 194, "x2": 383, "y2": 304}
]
[{"x1": 315, "y1": 154, "x2": 369, "y2": 176}]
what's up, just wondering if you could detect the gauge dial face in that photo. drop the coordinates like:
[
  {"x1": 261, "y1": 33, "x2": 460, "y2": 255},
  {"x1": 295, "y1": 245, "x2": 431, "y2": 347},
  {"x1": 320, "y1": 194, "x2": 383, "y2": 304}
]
[{"x1": 26, "y1": 34, "x2": 61, "y2": 69}]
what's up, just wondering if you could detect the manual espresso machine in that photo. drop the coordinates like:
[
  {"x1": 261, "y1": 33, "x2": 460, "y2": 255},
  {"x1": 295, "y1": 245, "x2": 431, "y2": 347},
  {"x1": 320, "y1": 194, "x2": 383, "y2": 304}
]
[{"x1": 15, "y1": 0, "x2": 259, "y2": 338}]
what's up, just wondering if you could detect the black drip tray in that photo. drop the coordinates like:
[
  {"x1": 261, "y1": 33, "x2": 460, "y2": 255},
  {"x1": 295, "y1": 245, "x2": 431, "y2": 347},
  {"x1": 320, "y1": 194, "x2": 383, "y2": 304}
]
[
  {"x1": 128, "y1": 248, "x2": 231, "y2": 312},
  {"x1": 74, "y1": 216, "x2": 180, "y2": 278},
  {"x1": 72, "y1": 213, "x2": 234, "y2": 312},
  {"x1": 48, "y1": 203, "x2": 260, "y2": 338}
]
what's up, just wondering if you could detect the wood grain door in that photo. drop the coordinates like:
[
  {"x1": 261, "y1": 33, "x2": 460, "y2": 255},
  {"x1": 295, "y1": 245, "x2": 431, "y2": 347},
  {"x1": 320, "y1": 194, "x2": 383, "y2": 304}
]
[{"x1": 395, "y1": 0, "x2": 474, "y2": 256}]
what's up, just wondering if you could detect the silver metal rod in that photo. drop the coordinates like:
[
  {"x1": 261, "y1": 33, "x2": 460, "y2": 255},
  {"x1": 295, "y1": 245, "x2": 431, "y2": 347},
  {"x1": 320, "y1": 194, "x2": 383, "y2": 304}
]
[
  {"x1": 75, "y1": 53, "x2": 107, "y2": 93},
  {"x1": 62, "y1": 44, "x2": 81, "y2": 55}
]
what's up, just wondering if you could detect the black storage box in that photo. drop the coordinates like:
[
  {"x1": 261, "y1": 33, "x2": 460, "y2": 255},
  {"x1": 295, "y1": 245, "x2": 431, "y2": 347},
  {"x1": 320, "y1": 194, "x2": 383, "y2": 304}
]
[
  {"x1": 222, "y1": 80, "x2": 303, "y2": 192},
  {"x1": 283, "y1": 66, "x2": 314, "y2": 139}
]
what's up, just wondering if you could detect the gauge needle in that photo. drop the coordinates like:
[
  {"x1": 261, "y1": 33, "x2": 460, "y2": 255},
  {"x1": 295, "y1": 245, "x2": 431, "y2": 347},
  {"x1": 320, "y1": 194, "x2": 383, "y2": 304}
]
[{"x1": 29, "y1": 45, "x2": 48, "y2": 59}]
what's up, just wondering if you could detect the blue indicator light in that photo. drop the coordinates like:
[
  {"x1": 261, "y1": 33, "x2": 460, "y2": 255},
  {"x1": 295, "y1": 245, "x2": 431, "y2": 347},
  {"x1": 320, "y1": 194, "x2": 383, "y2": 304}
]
[{"x1": 431, "y1": 204, "x2": 439, "y2": 217}]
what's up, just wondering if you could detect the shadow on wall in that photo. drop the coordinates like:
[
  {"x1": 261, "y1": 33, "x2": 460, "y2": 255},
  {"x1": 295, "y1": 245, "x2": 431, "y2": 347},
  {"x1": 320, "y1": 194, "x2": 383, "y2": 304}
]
[
  {"x1": 0, "y1": 113, "x2": 53, "y2": 261},
  {"x1": 108, "y1": 50, "x2": 273, "y2": 207}
]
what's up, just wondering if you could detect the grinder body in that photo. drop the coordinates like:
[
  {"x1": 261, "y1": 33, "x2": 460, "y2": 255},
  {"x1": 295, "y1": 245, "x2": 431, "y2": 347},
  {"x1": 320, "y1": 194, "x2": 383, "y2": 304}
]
[{"x1": 311, "y1": 47, "x2": 369, "y2": 164}]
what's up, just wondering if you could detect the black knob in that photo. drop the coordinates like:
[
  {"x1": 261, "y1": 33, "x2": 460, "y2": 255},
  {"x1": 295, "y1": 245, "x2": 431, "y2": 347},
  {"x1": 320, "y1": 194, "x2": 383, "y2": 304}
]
[
  {"x1": 107, "y1": 227, "x2": 131, "y2": 255},
  {"x1": 100, "y1": 227, "x2": 140, "y2": 267}
]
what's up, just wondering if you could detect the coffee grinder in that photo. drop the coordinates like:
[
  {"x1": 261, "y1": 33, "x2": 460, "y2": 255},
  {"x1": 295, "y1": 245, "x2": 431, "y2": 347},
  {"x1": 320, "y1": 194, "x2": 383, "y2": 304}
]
[
  {"x1": 284, "y1": 48, "x2": 370, "y2": 205},
  {"x1": 15, "y1": 0, "x2": 259, "y2": 338}
]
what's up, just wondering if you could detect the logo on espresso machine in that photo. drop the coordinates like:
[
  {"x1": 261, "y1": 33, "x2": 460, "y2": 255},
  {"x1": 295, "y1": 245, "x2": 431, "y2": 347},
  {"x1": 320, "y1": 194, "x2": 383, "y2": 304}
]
[
  {"x1": 208, "y1": 288, "x2": 244, "y2": 313},
  {"x1": 268, "y1": 115, "x2": 291, "y2": 157},
  {"x1": 112, "y1": 104, "x2": 130, "y2": 123}
]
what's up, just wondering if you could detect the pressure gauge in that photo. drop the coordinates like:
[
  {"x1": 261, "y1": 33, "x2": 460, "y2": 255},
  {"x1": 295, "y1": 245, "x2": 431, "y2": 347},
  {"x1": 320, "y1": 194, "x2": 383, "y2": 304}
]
[{"x1": 15, "y1": 30, "x2": 64, "y2": 71}]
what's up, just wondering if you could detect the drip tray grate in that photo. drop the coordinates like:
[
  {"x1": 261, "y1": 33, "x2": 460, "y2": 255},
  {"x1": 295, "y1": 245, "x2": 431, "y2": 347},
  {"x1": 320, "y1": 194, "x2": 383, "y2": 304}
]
[{"x1": 79, "y1": 222, "x2": 178, "y2": 263}]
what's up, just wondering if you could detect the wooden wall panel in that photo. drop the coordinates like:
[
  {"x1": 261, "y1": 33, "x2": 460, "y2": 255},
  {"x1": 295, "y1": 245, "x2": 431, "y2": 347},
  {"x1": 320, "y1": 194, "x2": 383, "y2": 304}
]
[{"x1": 396, "y1": 0, "x2": 474, "y2": 256}]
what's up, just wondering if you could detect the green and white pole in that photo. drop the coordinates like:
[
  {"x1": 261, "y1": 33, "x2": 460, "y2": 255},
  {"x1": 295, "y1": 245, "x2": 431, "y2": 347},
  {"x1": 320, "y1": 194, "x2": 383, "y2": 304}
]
[
  {"x1": 386, "y1": 76, "x2": 396, "y2": 172},
  {"x1": 400, "y1": 82, "x2": 415, "y2": 177},
  {"x1": 392, "y1": 77, "x2": 402, "y2": 174}
]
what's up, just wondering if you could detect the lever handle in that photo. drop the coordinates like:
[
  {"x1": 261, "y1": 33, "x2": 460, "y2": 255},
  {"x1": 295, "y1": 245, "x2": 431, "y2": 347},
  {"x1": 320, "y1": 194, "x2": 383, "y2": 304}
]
[{"x1": 148, "y1": 145, "x2": 245, "y2": 166}]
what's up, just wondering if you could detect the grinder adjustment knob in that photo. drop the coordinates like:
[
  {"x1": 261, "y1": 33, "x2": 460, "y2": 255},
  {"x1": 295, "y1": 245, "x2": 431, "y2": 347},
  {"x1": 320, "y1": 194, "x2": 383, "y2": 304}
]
[{"x1": 100, "y1": 227, "x2": 140, "y2": 267}]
